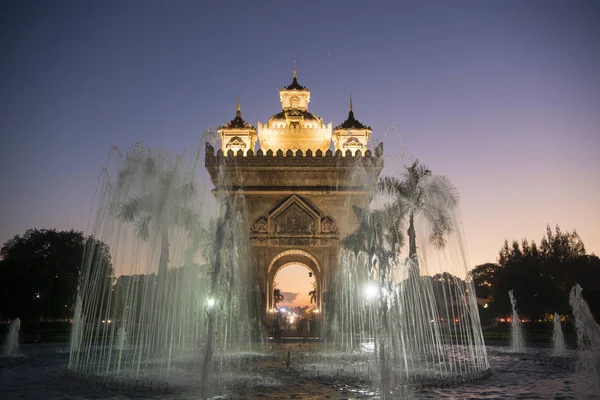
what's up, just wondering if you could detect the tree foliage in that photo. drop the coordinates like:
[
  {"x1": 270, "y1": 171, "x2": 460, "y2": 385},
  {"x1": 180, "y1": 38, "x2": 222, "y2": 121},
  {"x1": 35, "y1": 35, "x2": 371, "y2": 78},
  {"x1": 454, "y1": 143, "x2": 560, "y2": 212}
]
[
  {"x1": 273, "y1": 288, "x2": 284, "y2": 306},
  {"x1": 342, "y1": 205, "x2": 404, "y2": 275},
  {"x1": 470, "y1": 225, "x2": 600, "y2": 322},
  {"x1": 0, "y1": 229, "x2": 113, "y2": 320},
  {"x1": 379, "y1": 160, "x2": 459, "y2": 258},
  {"x1": 115, "y1": 150, "x2": 201, "y2": 276}
]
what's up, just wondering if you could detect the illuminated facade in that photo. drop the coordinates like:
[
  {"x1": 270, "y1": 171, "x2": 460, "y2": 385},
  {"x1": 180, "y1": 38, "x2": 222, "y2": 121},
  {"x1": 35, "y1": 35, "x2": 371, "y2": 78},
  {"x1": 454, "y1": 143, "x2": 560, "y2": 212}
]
[
  {"x1": 207, "y1": 70, "x2": 383, "y2": 322},
  {"x1": 218, "y1": 97, "x2": 257, "y2": 156}
]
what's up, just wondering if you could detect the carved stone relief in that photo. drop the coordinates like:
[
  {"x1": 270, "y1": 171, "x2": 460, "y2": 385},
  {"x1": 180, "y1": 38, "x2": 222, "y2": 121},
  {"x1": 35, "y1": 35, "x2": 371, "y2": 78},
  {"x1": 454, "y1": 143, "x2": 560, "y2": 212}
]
[
  {"x1": 252, "y1": 216, "x2": 268, "y2": 233},
  {"x1": 226, "y1": 136, "x2": 247, "y2": 149},
  {"x1": 273, "y1": 203, "x2": 316, "y2": 234},
  {"x1": 321, "y1": 216, "x2": 338, "y2": 233}
]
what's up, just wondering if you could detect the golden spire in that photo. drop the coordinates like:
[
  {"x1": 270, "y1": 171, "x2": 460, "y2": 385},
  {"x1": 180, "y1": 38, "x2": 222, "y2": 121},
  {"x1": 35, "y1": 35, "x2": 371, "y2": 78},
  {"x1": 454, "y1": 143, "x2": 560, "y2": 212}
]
[
  {"x1": 350, "y1": 93, "x2": 353, "y2": 112},
  {"x1": 293, "y1": 60, "x2": 297, "y2": 79},
  {"x1": 236, "y1": 94, "x2": 241, "y2": 118},
  {"x1": 237, "y1": 94, "x2": 241, "y2": 112}
]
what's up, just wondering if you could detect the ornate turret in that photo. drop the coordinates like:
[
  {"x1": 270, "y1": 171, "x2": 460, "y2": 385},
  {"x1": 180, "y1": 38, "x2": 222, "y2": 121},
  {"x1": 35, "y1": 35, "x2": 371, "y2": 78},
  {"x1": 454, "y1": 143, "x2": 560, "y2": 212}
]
[
  {"x1": 333, "y1": 95, "x2": 372, "y2": 155},
  {"x1": 258, "y1": 66, "x2": 332, "y2": 154},
  {"x1": 283, "y1": 63, "x2": 307, "y2": 91},
  {"x1": 218, "y1": 97, "x2": 257, "y2": 155}
]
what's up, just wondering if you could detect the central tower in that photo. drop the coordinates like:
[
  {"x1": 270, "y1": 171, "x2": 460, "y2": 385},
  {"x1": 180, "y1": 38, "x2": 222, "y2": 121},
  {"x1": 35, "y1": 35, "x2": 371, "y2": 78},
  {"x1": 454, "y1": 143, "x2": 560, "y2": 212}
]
[
  {"x1": 206, "y1": 70, "x2": 383, "y2": 324},
  {"x1": 257, "y1": 68, "x2": 332, "y2": 154}
]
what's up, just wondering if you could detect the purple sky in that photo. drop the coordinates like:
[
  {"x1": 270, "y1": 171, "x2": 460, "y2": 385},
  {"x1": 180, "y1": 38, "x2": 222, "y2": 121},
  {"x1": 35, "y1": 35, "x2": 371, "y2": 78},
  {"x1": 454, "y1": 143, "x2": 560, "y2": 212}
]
[{"x1": 1, "y1": 1, "x2": 599, "y2": 274}]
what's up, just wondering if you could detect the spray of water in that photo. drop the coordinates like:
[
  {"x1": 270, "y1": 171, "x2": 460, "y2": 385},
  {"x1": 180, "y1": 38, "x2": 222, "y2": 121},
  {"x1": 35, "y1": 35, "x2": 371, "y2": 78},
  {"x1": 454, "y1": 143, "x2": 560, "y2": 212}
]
[
  {"x1": 551, "y1": 312, "x2": 566, "y2": 357},
  {"x1": 69, "y1": 138, "x2": 490, "y2": 397},
  {"x1": 3, "y1": 318, "x2": 20, "y2": 356},
  {"x1": 569, "y1": 284, "x2": 600, "y2": 376},
  {"x1": 68, "y1": 142, "x2": 261, "y2": 396},
  {"x1": 326, "y1": 158, "x2": 489, "y2": 395},
  {"x1": 508, "y1": 290, "x2": 525, "y2": 353}
]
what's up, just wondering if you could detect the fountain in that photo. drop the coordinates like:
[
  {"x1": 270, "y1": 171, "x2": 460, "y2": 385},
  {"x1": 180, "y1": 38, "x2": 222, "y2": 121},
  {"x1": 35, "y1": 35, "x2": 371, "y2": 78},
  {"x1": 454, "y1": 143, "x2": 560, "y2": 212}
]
[
  {"x1": 508, "y1": 290, "x2": 525, "y2": 353},
  {"x1": 3, "y1": 317, "x2": 20, "y2": 356},
  {"x1": 116, "y1": 327, "x2": 127, "y2": 352},
  {"x1": 552, "y1": 312, "x2": 566, "y2": 357},
  {"x1": 68, "y1": 139, "x2": 490, "y2": 398},
  {"x1": 69, "y1": 143, "x2": 261, "y2": 396},
  {"x1": 569, "y1": 284, "x2": 600, "y2": 375}
]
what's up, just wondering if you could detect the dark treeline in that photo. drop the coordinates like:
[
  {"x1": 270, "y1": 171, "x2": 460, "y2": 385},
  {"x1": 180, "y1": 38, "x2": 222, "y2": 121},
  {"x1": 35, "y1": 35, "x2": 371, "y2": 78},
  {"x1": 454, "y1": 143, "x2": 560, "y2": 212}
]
[
  {"x1": 0, "y1": 229, "x2": 113, "y2": 321},
  {"x1": 2, "y1": 225, "x2": 598, "y2": 327},
  {"x1": 470, "y1": 225, "x2": 600, "y2": 323}
]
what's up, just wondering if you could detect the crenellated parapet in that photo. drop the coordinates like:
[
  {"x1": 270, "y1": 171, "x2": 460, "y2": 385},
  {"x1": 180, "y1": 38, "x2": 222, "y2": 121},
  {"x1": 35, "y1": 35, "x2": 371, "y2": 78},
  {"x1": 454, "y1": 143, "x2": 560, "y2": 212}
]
[
  {"x1": 205, "y1": 142, "x2": 383, "y2": 167},
  {"x1": 204, "y1": 141, "x2": 384, "y2": 191}
]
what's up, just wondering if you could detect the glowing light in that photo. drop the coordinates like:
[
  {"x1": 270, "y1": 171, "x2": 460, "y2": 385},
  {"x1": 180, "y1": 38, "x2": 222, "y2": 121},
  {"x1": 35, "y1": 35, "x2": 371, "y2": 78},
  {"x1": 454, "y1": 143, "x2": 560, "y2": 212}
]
[
  {"x1": 364, "y1": 282, "x2": 379, "y2": 300},
  {"x1": 206, "y1": 297, "x2": 215, "y2": 308},
  {"x1": 361, "y1": 341, "x2": 375, "y2": 353},
  {"x1": 313, "y1": 308, "x2": 320, "y2": 313},
  {"x1": 483, "y1": 303, "x2": 489, "y2": 309}
]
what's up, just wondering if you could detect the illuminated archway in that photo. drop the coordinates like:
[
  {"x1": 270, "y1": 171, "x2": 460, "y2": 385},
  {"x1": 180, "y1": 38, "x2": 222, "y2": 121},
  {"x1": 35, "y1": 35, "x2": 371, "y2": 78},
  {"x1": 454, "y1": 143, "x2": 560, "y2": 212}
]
[
  {"x1": 266, "y1": 250, "x2": 321, "y2": 313},
  {"x1": 272, "y1": 262, "x2": 316, "y2": 309}
]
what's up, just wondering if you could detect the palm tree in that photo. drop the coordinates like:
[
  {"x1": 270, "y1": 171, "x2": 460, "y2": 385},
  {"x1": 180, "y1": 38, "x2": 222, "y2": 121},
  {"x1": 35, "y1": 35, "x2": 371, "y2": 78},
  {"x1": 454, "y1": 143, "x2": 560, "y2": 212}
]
[
  {"x1": 273, "y1": 288, "x2": 284, "y2": 306},
  {"x1": 379, "y1": 160, "x2": 459, "y2": 272},
  {"x1": 309, "y1": 288, "x2": 317, "y2": 304},
  {"x1": 117, "y1": 157, "x2": 200, "y2": 277}
]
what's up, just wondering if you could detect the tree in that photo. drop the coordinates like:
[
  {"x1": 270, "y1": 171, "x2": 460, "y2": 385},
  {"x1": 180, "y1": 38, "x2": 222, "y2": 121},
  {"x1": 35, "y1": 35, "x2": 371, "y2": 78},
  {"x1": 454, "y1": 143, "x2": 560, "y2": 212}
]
[
  {"x1": 343, "y1": 205, "x2": 405, "y2": 278},
  {"x1": 0, "y1": 229, "x2": 113, "y2": 320},
  {"x1": 469, "y1": 262, "x2": 498, "y2": 301},
  {"x1": 470, "y1": 225, "x2": 600, "y2": 322},
  {"x1": 379, "y1": 160, "x2": 459, "y2": 272},
  {"x1": 428, "y1": 272, "x2": 468, "y2": 321},
  {"x1": 309, "y1": 288, "x2": 317, "y2": 304},
  {"x1": 273, "y1": 288, "x2": 284, "y2": 306},
  {"x1": 117, "y1": 153, "x2": 200, "y2": 276},
  {"x1": 539, "y1": 224, "x2": 586, "y2": 292}
]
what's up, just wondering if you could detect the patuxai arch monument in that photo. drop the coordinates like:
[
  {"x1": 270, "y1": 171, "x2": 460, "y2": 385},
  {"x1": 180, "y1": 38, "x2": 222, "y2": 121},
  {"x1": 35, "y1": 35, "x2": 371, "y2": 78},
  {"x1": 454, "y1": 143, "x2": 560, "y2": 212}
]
[
  {"x1": 70, "y1": 68, "x2": 492, "y2": 398},
  {"x1": 205, "y1": 69, "x2": 384, "y2": 320}
]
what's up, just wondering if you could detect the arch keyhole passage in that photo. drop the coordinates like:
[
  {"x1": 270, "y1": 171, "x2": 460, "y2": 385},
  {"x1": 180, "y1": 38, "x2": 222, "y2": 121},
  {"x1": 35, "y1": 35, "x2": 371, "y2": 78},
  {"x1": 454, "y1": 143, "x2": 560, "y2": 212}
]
[
  {"x1": 266, "y1": 250, "x2": 321, "y2": 313},
  {"x1": 272, "y1": 263, "x2": 316, "y2": 309}
]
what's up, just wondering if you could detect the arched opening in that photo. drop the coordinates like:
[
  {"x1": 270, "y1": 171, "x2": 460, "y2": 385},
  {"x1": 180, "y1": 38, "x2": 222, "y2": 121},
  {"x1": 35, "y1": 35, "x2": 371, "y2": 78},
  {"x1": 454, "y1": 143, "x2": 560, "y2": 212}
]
[
  {"x1": 273, "y1": 263, "x2": 316, "y2": 311},
  {"x1": 267, "y1": 259, "x2": 320, "y2": 337},
  {"x1": 266, "y1": 249, "x2": 322, "y2": 316}
]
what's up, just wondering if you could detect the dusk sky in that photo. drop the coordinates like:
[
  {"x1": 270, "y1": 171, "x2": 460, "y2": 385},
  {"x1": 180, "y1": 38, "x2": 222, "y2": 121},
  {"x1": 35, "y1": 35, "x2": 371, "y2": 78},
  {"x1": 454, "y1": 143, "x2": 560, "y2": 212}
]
[{"x1": 1, "y1": 1, "x2": 599, "y2": 306}]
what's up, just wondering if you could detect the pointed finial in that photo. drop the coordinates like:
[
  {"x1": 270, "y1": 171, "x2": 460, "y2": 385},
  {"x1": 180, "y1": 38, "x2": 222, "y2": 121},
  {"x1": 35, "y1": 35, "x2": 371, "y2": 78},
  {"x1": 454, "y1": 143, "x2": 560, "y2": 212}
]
[
  {"x1": 350, "y1": 93, "x2": 353, "y2": 112},
  {"x1": 293, "y1": 60, "x2": 297, "y2": 79},
  {"x1": 235, "y1": 95, "x2": 241, "y2": 118},
  {"x1": 237, "y1": 94, "x2": 241, "y2": 112}
]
